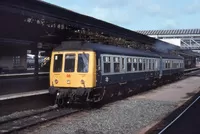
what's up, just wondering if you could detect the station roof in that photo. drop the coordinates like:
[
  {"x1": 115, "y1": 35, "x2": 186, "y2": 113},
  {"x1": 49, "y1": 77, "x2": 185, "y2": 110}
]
[
  {"x1": 136, "y1": 29, "x2": 200, "y2": 35},
  {"x1": 0, "y1": 0, "x2": 156, "y2": 45},
  {"x1": 0, "y1": 0, "x2": 182, "y2": 53}
]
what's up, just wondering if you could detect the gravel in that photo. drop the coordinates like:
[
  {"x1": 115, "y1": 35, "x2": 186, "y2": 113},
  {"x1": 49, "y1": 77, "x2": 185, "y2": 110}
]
[{"x1": 20, "y1": 98, "x2": 178, "y2": 134}]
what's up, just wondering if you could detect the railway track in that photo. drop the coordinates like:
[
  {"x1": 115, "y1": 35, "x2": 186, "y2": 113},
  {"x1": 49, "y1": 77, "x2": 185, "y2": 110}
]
[{"x1": 0, "y1": 106, "x2": 81, "y2": 134}]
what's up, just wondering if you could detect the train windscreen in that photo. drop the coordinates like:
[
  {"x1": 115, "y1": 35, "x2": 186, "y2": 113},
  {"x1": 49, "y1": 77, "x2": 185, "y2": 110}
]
[
  {"x1": 77, "y1": 53, "x2": 89, "y2": 73},
  {"x1": 64, "y1": 54, "x2": 75, "y2": 72},
  {"x1": 53, "y1": 54, "x2": 63, "y2": 72}
]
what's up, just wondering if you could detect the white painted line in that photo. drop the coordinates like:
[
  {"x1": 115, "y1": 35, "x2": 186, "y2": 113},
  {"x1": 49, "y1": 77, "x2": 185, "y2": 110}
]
[
  {"x1": 158, "y1": 96, "x2": 200, "y2": 134},
  {"x1": 0, "y1": 72, "x2": 49, "y2": 77},
  {"x1": 0, "y1": 90, "x2": 49, "y2": 101}
]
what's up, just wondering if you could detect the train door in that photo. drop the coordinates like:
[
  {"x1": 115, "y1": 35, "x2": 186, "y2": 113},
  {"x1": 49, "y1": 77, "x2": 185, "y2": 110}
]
[{"x1": 97, "y1": 54, "x2": 102, "y2": 86}]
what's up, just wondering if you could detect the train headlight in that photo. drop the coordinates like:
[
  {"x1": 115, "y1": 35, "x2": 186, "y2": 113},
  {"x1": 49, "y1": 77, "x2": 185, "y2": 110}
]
[
  {"x1": 81, "y1": 79, "x2": 85, "y2": 84},
  {"x1": 57, "y1": 92, "x2": 59, "y2": 96},
  {"x1": 55, "y1": 79, "x2": 58, "y2": 84},
  {"x1": 67, "y1": 80, "x2": 70, "y2": 84}
]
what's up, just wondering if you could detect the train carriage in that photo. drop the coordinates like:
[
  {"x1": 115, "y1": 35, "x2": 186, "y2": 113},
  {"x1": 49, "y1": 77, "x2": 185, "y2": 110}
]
[{"x1": 49, "y1": 41, "x2": 184, "y2": 106}]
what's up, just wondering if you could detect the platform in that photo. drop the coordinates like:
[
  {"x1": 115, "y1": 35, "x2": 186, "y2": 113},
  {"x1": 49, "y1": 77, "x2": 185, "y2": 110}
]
[
  {"x1": 0, "y1": 72, "x2": 49, "y2": 78},
  {"x1": 160, "y1": 96, "x2": 200, "y2": 134},
  {"x1": 0, "y1": 89, "x2": 49, "y2": 101},
  {"x1": 0, "y1": 75, "x2": 49, "y2": 95}
]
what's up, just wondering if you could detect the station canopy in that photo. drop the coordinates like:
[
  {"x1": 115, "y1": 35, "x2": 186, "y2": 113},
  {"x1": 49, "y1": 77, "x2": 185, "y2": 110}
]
[{"x1": 0, "y1": 0, "x2": 180, "y2": 52}]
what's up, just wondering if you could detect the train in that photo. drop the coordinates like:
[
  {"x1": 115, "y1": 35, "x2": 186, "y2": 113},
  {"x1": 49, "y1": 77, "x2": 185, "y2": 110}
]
[{"x1": 48, "y1": 41, "x2": 184, "y2": 106}]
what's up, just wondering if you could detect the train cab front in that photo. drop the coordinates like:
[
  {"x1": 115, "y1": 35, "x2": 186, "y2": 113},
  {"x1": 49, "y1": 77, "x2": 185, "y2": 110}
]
[{"x1": 49, "y1": 51, "x2": 96, "y2": 105}]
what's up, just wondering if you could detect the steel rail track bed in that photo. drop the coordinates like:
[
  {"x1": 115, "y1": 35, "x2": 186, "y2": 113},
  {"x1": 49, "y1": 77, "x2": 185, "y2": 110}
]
[{"x1": 0, "y1": 107, "x2": 81, "y2": 134}]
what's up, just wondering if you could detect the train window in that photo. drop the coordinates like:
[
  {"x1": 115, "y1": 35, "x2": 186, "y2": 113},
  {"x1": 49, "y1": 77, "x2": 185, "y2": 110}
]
[
  {"x1": 152, "y1": 59, "x2": 155, "y2": 70},
  {"x1": 103, "y1": 56, "x2": 110, "y2": 73},
  {"x1": 114, "y1": 57, "x2": 120, "y2": 72},
  {"x1": 114, "y1": 57, "x2": 120, "y2": 62},
  {"x1": 127, "y1": 63, "x2": 132, "y2": 72},
  {"x1": 104, "y1": 63, "x2": 111, "y2": 73},
  {"x1": 122, "y1": 57, "x2": 125, "y2": 70},
  {"x1": 155, "y1": 59, "x2": 158, "y2": 70},
  {"x1": 133, "y1": 58, "x2": 137, "y2": 71},
  {"x1": 146, "y1": 59, "x2": 149, "y2": 70},
  {"x1": 77, "y1": 53, "x2": 89, "y2": 73},
  {"x1": 139, "y1": 59, "x2": 142, "y2": 71},
  {"x1": 165, "y1": 61, "x2": 168, "y2": 69},
  {"x1": 127, "y1": 58, "x2": 132, "y2": 63},
  {"x1": 53, "y1": 54, "x2": 63, "y2": 72},
  {"x1": 114, "y1": 63, "x2": 120, "y2": 72},
  {"x1": 64, "y1": 54, "x2": 75, "y2": 72},
  {"x1": 103, "y1": 56, "x2": 110, "y2": 62},
  {"x1": 127, "y1": 58, "x2": 132, "y2": 72},
  {"x1": 149, "y1": 59, "x2": 151, "y2": 70},
  {"x1": 143, "y1": 59, "x2": 146, "y2": 70}
]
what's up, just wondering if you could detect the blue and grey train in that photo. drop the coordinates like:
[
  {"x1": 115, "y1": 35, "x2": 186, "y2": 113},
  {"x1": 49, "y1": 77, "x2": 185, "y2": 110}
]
[{"x1": 49, "y1": 41, "x2": 184, "y2": 106}]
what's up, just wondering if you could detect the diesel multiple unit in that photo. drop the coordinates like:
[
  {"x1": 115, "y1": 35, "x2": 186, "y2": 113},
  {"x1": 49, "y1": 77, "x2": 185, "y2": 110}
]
[{"x1": 49, "y1": 41, "x2": 184, "y2": 106}]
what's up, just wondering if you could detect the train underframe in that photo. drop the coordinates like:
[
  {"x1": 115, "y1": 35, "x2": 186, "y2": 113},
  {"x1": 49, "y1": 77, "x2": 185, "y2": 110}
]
[{"x1": 49, "y1": 72, "x2": 184, "y2": 107}]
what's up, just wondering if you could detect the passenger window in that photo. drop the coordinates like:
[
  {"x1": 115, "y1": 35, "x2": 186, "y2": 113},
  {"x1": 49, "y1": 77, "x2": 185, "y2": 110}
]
[
  {"x1": 65, "y1": 54, "x2": 75, "y2": 72},
  {"x1": 103, "y1": 56, "x2": 110, "y2": 73},
  {"x1": 146, "y1": 59, "x2": 149, "y2": 70},
  {"x1": 53, "y1": 54, "x2": 63, "y2": 72},
  {"x1": 139, "y1": 59, "x2": 142, "y2": 71},
  {"x1": 155, "y1": 59, "x2": 158, "y2": 70},
  {"x1": 122, "y1": 57, "x2": 125, "y2": 70},
  {"x1": 114, "y1": 57, "x2": 120, "y2": 72},
  {"x1": 77, "y1": 53, "x2": 89, "y2": 73},
  {"x1": 104, "y1": 63, "x2": 110, "y2": 73},
  {"x1": 152, "y1": 59, "x2": 155, "y2": 70},
  {"x1": 149, "y1": 59, "x2": 151, "y2": 70},
  {"x1": 133, "y1": 58, "x2": 137, "y2": 71},
  {"x1": 143, "y1": 59, "x2": 146, "y2": 71},
  {"x1": 165, "y1": 61, "x2": 168, "y2": 69},
  {"x1": 127, "y1": 58, "x2": 132, "y2": 72}
]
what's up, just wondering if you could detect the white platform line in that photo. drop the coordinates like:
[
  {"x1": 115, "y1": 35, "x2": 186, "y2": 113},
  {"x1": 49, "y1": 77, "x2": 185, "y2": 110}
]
[
  {"x1": 0, "y1": 90, "x2": 49, "y2": 101},
  {"x1": 0, "y1": 72, "x2": 49, "y2": 77},
  {"x1": 158, "y1": 96, "x2": 200, "y2": 134}
]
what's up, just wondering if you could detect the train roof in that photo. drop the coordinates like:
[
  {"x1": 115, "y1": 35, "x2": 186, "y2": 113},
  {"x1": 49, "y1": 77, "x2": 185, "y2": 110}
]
[{"x1": 54, "y1": 41, "x2": 182, "y2": 59}]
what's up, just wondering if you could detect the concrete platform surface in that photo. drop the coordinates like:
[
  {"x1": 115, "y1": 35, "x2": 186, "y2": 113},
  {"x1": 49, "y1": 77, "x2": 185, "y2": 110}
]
[
  {"x1": 161, "y1": 97, "x2": 200, "y2": 134},
  {"x1": 0, "y1": 90, "x2": 49, "y2": 101},
  {"x1": 0, "y1": 76, "x2": 49, "y2": 95},
  {"x1": 134, "y1": 75, "x2": 200, "y2": 102}
]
